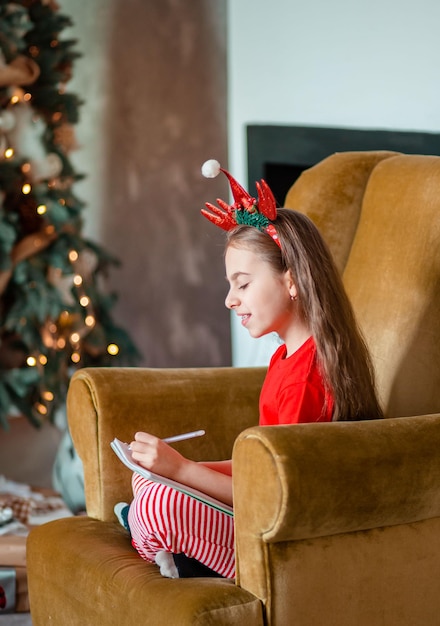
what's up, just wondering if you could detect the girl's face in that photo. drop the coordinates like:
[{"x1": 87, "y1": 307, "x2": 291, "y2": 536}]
[{"x1": 224, "y1": 244, "x2": 296, "y2": 342}]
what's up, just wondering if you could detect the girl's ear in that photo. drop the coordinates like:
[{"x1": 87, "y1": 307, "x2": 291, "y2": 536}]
[{"x1": 283, "y1": 269, "x2": 298, "y2": 299}]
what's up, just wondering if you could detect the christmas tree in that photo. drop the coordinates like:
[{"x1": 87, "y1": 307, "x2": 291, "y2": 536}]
[{"x1": 0, "y1": 0, "x2": 139, "y2": 429}]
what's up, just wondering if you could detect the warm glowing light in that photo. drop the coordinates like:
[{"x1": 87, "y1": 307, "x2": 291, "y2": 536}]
[
  {"x1": 69, "y1": 250, "x2": 79, "y2": 262},
  {"x1": 39, "y1": 354, "x2": 48, "y2": 365},
  {"x1": 36, "y1": 403, "x2": 48, "y2": 415},
  {"x1": 37, "y1": 204, "x2": 47, "y2": 215},
  {"x1": 107, "y1": 343, "x2": 119, "y2": 356},
  {"x1": 73, "y1": 275, "x2": 83, "y2": 286},
  {"x1": 57, "y1": 338, "x2": 66, "y2": 349},
  {"x1": 71, "y1": 352, "x2": 81, "y2": 363},
  {"x1": 43, "y1": 391, "x2": 54, "y2": 401},
  {"x1": 27, "y1": 356, "x2": 37, "y2": 366},
  {"x1": 23, "y1": 92, "x2": 32, "y2": 101},
  {"x1": 22, "y1": 163, "x2": 31, "y2": 173},
  {"x1": 80, "y1": 296, "x2": 89, "y2": 307},
  {"x1": 4, "y1": 148, "x2": 14, "y2": 159},
  {"x1": 10, "y1": 95, "x2": 20, "y2": 104},
  {"x1": 70, "y1": 332, "x2": 80, "y2": 343},
  {"x1": 85, "y1": 315, "x2": 95, "y2": 327},
  {"x1": 22, "y1": 183, "x2": 31, "y2": 194},
  {"x1": 49, "y1": 323, "x2": 57, "y2": 333}
]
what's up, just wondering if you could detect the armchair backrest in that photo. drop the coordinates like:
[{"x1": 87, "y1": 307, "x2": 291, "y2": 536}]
[{"x1": 285, "y1": 151, "x2": 440, "y2": 417}]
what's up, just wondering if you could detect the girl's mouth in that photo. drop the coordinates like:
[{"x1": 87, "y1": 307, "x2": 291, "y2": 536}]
[{"x1": 240, "y1": 314, "x2": 250, "y2": 326}]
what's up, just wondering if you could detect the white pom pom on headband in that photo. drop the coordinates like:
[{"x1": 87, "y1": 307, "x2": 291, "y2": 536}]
[
  {"x1": 200, "y1": 160, "x2": 280, "y2": 247},
  {"x1": 201, "y1": 159, "x2": 221, "y2": 178}
]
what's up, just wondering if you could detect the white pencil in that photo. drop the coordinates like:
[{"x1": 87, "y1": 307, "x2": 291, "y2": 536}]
[{"x1": 163, "y1": 429, "x2": 205, "y2": 444}]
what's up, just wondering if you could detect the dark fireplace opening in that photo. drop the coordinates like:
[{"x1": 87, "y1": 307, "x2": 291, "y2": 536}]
[
  {"x1": 264, "y1": 162, "x2": 310, "y2": 206},
  {"x1": 247, "y1": 124, "x2": 440, "y2": 205}
]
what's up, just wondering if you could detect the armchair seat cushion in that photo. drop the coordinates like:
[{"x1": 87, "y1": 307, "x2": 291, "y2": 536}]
[{"x1": 27, "y1": 517, "x2": 264, "y2": 626}]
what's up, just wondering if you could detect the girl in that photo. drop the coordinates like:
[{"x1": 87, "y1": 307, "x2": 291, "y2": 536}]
[{"x1": 125, "y1": 160, "x2": 383, "y2": 579}]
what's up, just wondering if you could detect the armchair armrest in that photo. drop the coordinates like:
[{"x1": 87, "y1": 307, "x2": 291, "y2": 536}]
[
  {"x1": 232, "y1": 414, "x2": 440, "y2": 606},
  {"x1": 67, "y1": 366, "x2": 266, "y2": 521}
]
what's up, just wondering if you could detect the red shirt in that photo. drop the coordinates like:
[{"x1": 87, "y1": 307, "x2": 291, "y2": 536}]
[{"x1": 259, "y1": 337, "x2": 334, "y2": 425}]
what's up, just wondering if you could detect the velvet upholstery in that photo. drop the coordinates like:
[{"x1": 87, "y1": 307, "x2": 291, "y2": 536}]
[
  {"x1": 284, "y1": 150, "x2": 398, "y2": 272},
  {"x1": 27, "y1": 152, "x2": 440, "y2": 625},
  {"x1": 233, "y1": 416, "x2": 440, "y2": 625},
  {"x1": 342, "y1": 155, "x2": 440, "y2": 416},
  {"x1": 27, "y1": 517, "x2": 263, "y2": 625}
]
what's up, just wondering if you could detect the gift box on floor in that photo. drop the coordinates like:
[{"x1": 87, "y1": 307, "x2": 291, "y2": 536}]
[
  {"x1": 0, "y1": 478, "x2": 74, "y2": 614},
  {"x1": 0, "y1": 535, "x2": 28, "y2": 613},
  {"x1": 0, "y1": 566, "x2": 29, "y2": 613},
  {"x1": 0, "y1": 534, "x2": 27, "y2": 568}
]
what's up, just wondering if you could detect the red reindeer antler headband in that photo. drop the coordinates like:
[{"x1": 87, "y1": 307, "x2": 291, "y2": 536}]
[{"x1": 200, "y1": 159, "x2": 281, "y2": 247}]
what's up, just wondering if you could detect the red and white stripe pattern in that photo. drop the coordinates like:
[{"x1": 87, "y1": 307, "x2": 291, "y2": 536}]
[{"x1": 128, "y1": 473, "x2": 235, "y2": 578}]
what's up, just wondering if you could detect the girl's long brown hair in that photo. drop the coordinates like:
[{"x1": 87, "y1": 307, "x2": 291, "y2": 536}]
[{"x1": 226, "y1": 209, "x2": 383, "y2": 421}]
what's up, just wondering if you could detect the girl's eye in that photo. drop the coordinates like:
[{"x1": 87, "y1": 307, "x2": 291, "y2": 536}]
[{"x1": 239, "y1": 283, "x2": 249, "y2": 290}]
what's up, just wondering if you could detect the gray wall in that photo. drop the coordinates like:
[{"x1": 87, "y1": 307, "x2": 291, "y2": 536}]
[{"x1": 61, "y1": 0, "x2": 231, "y2": 368}]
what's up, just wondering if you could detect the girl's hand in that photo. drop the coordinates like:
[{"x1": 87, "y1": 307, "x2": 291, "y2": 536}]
[
  {"x1": 129, "y1": 431, "x2": 188, "y2": 481},
  {"x1": 129, "y1": 432, "x2": 233, "y2": 506}
]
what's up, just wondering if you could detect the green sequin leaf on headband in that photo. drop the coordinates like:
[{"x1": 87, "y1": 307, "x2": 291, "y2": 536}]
[{"x1": 235, "y1": 208, "x2": 271, "y2": 231}]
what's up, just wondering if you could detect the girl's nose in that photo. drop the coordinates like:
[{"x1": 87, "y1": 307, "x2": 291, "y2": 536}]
[{"x1": 225, "y1": 289, "x2": 238, "y2": 310}]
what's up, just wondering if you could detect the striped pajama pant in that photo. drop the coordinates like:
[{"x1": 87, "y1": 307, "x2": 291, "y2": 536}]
[{"x1": 128, "y1": 473, "x2": 235, "y2": 578}]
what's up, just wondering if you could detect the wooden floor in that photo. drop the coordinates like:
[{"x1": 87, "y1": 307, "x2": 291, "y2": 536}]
[{"x1": 0, "y1": 614, "x2": 32, "y2": 625}]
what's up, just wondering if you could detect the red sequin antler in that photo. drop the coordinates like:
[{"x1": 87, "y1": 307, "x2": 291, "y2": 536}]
[
  {"x1": 201, "y1": 197, "x2": 236, "y2": 231},
  {"x1": 256, "y1": 179, "x2": 277, "y2": 221}
]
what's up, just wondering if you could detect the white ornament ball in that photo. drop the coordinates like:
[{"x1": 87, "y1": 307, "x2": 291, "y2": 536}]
[
  {"x1": 0, "y1": 110, "x2": 16, "y2": 132},
  {"x1": 46, "y1": 152, "x2": 63, "y2": 178},
  {"x1": 29, "y1": 152, "x2": 63, "y2": 181},
  {"x1": 201, "y1": 159, "x2": 221, "y2": 178}
]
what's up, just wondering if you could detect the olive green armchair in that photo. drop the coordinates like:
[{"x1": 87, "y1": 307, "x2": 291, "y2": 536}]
[{"x1": 27, "y1": 152, "x2": 440, "y2": 625}]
